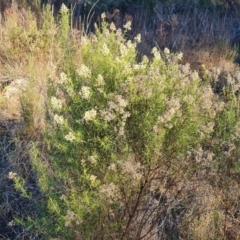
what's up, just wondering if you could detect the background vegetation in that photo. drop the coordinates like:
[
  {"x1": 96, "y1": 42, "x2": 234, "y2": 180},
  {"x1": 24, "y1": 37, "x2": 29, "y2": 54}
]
[{"x1": 1, "y1": 0, "x2": 240, "y2": 239}]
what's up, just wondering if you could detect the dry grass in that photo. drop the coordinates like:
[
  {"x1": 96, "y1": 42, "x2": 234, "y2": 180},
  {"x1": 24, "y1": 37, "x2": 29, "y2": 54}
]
[{"x1": 112, "y1": 1, "x2": 240, "y2": 73}]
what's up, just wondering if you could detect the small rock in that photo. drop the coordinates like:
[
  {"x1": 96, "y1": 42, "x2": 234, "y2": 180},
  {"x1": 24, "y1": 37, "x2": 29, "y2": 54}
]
[{"x1": 0, "y1": 78, "x2": 27, "y2": 120}]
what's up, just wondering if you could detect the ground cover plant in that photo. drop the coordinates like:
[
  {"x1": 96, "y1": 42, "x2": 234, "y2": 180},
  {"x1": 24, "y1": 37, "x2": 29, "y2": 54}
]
[{"x1": 1, "y1": 1, "x2": 240, "y2": 239}]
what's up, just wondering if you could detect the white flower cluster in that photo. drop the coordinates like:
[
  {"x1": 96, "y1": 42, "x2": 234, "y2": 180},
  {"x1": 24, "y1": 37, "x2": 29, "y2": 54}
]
[
  {"x1": 133, "y1": 63, "x2": 145, "y2": 71},
  {"x1": 123, "y1": 63, "x2": 133, "y2": 75},
  {"x1": 84, "y1": 109, "x2": 97, "y2": 121},
  {"x1": 100, "y1": 94, "x2": 128, "y2": 121},
  {"x1": 112, "y1": 94, "x2": 128, "y2": 109},
  {"x1": 188, "y1": 147, "x2": 214, "y2": 164},
  {"x1": 60, "y1": 3, "x2": 68, "y2": 14},
  {"x1": 114, "y1": 57, "x2": 121, "y2": 65},
  {"x1": 222, "y1": 142, "x2": 236, "y2": 158},
  {"x1": 100, "y1": 109, "x2": 115, "y2": 122},
  {"x1": 183, "y1": 95, "x2": 194, "y2": 105},
  {"x1": 89, "y1": 175, "x2": 97, "y2": 183},
  {"x1": 54, "y1": 114, "x2": 64, "y2": 125},
  {"x1": 120, "y1": 43, "x2": 128, "y2": 56},
  {"x1": 210, "y1": 66, "x2": 221, "y2": 82},
  {"x1": 81, "y1": 159, "x2": 86, "y2": 167},
  {"x1": 8, "y1": 220, "x2": 15, "y2": 227},
  {"x1": 99, "y1": 182, "x2": 119, "y2": 203},
  {"x1": 134, "y1": 34, "x2": 141, "y2": 43},
  {"x1": 176, "y1": 52, "x2": 183, "y2": 61},
  {"x1": 51, "y1": 97, "x2": 63, "y2": 111},
  {"x1": 96, "y1": 74, "x2": 105, "y2": 87},
  {"x1": 103, "y1": 28, "x2": 110, "y2": 37},
  {"x1": 79, "y1": 86, "x2": 91, "y2": 100},
  {"x1": 101, "y1": 43, "x2": 110, "y2": 56},
  {"x1": 65, "y1": 132, "x2": 76, "y2": 142},
  {"x1": 231, "y1": 126, "x2": 240, "y2": 141},
  {"x1": 108, "y1": 163, "x2": 116, "y2": 171},
  {"x1": 101, "y1": 94, "x2": 130, "y2": 137},
  {"x1": 80, "y1": 36, "x2": 91, "y2": 46},
  {"x1": 151, "y1": 47, "x2": 161, "y2": 60},
  {"x1": 164, "y1": 48, "x2": 170, "y2": 55},
  {"x1": 88, "y1": 155, "x2": 97, "y2": 164},
  {"x1": 223, "y1": 71, "x2": 240, "y2": 93},
  {"x1": 110, "y1": 22, "x2": 116, "y2": 31},
  {"x1": 158, "y1": 98, "x2": 182, "y2": 129},
  {"x1": 199, "y1": 87, "x2": 214, "y2": 110},
  {"x1": 118, "y1": 40, "x2": 136, "y2": 58},
  {"x1": 59, "y1": 72, "x2": 68, "y2": 84},
  {"x1": 8, "y1": 171, "x2": 17, "y2": 179},
  {"x1": 64, "y1": 210, "x2": 82, "y2": 227},
  {"x1": 77, "y1": 64, "x2": 91, "y2": 78},
  {"x1": 201, "y1": 122, "x2": 215, "y2": 135},
  {"x1": 101, "y1": 12, "x2": 106, "y2": 20},
  {"x1": 142, "y1": 55, "x2": 149, "y2": 65},
  {"x1": 133, "y1": 75, "x2": 153, "y2": 99},
  {"x1": 123, "y1": 21, "x2": 132, "y2": 31},
  {"x1": 115, "y1": 28, "x2": 124, "y2": 41},
  {"x1": 179, "y1": 63, "x2": 191, "y2": 75},
  {"x1": 126, "y1": 40, "x2": 136, "y2": 51},
  {"x1": 120, "y1": 156, "x2": 143, "y2": 182},
  {"x1": 164, "y1": 47, "x2": 182, "y2": 63}
]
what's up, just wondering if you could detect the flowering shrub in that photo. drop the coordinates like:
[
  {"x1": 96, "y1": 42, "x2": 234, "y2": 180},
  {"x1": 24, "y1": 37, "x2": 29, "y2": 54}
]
[{"x1": 15, "y1": 6, "x2": 240, "y2": 239}]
